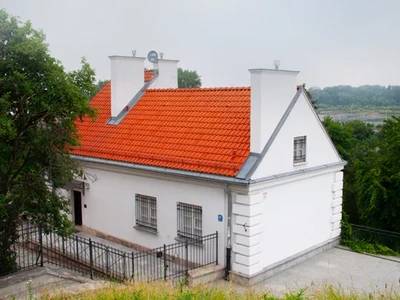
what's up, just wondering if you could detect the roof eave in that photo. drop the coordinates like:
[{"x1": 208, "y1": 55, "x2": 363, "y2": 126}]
[{"x1": 71, "y1": 155, "x2": 250, "y2": 186}]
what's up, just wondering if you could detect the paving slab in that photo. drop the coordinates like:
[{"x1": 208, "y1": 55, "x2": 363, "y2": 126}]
[
  {"x1": 0, "y1": 267, "x2": 93, "y2": 300},
  {"x1": 214, "y1": 247, "x2": 400, "y2": 297}
]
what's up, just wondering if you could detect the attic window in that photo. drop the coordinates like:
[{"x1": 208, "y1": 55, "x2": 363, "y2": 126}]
[{"x1": 293, "y1": 136, "x2": 307, "y2": 164}]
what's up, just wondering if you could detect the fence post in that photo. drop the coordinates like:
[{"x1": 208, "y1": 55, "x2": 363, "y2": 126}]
[
  {"x1": 216, "y1": 231, "x2": 218, "y2": 265},
  {"x1": 185, "y1": 239, "x2": 189, "y2": 284},
  {"x1": 123, "y1": 253, "x2": 127, "y2": 280},
  {"x1": 163, "y1": 244, "x2": 167, "y2": 280},
  {"x1": 132, "y1": 251, "x2": 135, "y2": 281},
  {"x1": 62, "y1": 236, "x2": 65, "y2": 254},
  {"x1": 76, "y1": 236, "x2": 79, "y2": 261},
  {"x1": 105, "y1": 247, "x2": 109, "y2": 274},
  {"x1": 39, "y1": 225, "x2": 43, "y2": 267},
  {"x1": 89, "y1": 238, "x2": 93, "y2": 280}
]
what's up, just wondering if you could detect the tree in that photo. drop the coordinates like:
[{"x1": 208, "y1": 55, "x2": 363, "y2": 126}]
[
  {"x1": 356, "y1": 116, "x2": 400, "y2": 231},
  {"x1": 302, "y1": 83, "x2": 318, "y2": 110},
  {"x1": 178, "y1": 68, "x2": 201, "y2": 88},
  {"x1": 90, "y1": 79, "x2": 109, "y2": 99},
  {"x1": 0, "y1": 10, "x2": 96, "y2": 274},
  {"x1": 323, "y1": 117, "x2": 378, "y2": 225}
]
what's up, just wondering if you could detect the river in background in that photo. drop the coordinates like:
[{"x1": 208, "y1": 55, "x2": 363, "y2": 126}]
[{"x1": 318, "y1": 112, "x2": 400, "y2": 125}]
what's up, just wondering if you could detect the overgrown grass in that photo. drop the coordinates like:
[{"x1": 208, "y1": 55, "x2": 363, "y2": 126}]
[
  {"x1": 340, "y1": 214, "x2": 399, "y2": 257},
  {"x1": 38, "y1": 281, "x2": 400, "y2": 300},
  {"x1": 341, "y1": 238, "x2": 399, "y2": 256}
]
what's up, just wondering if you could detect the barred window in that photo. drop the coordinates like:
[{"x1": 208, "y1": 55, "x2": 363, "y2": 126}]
[
  {"x1": 177, "y1": 202, "x2": 202, "y2": 240},
  {"x1": 293, "y1": 136, "x2": 307, "y2": 163},
  {"x1": 135, "y1": 194, "x2": 157, "y2": 232}
]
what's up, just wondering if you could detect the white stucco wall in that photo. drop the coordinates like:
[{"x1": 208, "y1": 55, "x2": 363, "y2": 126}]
[
  {"x1": 231, "y1": 169, "x2": 343, "y2": 276},
  {"x1": 258, "y1": 172, "x2": 334, "y2": 268},
  {"x1": 252, "y1": 92, "x2": 341, "y2": 179},
  {"x1": 71, "y1": 165, "x2": 226, "y2": 266}
]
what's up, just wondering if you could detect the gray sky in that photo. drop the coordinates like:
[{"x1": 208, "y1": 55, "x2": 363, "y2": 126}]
[{"x1": 2, "y1": 0, "x2": 400, "y2": 88}]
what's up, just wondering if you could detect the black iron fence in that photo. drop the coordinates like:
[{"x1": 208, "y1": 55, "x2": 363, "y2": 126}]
[
  {"x1": 349, "y1": 223, "x2": 400, "y2": 253},
  {"x1": 1, "y1": 223, "x2": 218, "y2": 282}
]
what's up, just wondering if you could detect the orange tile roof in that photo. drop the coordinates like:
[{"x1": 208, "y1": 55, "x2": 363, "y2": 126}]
[
  {"x1": 72, "y1": 82, "x2": 250, "y2": 177},
  {"x1": 144, "y1": 69, "x2": 154, "y2": 82}
]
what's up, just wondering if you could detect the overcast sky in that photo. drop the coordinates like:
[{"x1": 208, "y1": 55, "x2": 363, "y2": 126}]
[{"x1": 1, "y1": 0, "x2": 400, "y2": 88}]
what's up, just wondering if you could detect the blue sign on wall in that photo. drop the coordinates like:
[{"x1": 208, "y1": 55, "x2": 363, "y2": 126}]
[{"x1": 218, "y1": 214, "x2": 223, "y2": 222}]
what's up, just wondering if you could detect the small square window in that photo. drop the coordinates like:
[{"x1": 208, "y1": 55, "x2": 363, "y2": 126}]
[
  {"x1": 293, "y1": 136, "x2": 307, "y2": 163},
  {"x1": 135, "y1": 194, "x2": 157, "y2": 231}
]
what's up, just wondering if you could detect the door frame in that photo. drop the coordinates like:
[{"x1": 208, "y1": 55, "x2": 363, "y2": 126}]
[{"x1": 73, "y1": 190, "x2": 83, "y2": 226}]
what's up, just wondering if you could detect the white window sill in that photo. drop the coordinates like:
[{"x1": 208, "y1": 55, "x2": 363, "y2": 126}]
[
  {"x1": 134, "y1": 225, "x2": 158, "y2": 235},
  {"x1": 293, "y1": 161, "x2": 307, "y2": 166},
  {"x1": 174, "y1": 236, "x2": 204, "y2": 247}
]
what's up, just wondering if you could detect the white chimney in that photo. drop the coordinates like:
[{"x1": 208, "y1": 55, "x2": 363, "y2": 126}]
[
  {"x1": 151, "y1": 59, "x2": 179, "y2": 88},
  {"x1": 109, "y1": 56, "x2": 146, "y2": 118},
  {"x1": 249, "y1": 69, "x2": 299, "y2": 153}
]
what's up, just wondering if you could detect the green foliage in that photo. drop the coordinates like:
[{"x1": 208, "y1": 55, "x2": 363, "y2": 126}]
[
  {"x1": 302, "y1": 83, "x2": 318, "y2": 111},
  {"x1": 342, "y1": 237, "x2": 398, "y2": 257},
  {"x1": 341, "y1": 213, "x2": 398, "y2": 256},
  {"x1": 178, "y1": 67, "x2": 202, "y2": 88},
  {"x1": 0, "y1": 9, "x2": 95, "y2": 275},
  {"x1": 323, "y1": 117, "x2": 378, "y2": 224},
  {"x1": 310, "y1": 85, "x2": 400, "y2": 107},
  {"x1": 91, "y1": 79, "x2": 109, "y2": 99},
  {"x1": 356, "y1": 116, "x2": 400, "y2": 231}
]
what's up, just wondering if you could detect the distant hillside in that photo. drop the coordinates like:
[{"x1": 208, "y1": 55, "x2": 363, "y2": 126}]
[{"x1": 309, "y1": 85, "x2": 400, "y2": 107}]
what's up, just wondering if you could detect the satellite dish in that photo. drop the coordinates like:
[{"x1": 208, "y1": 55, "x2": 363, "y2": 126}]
[{"x1": 147, "y1": 50, "x2": 158, "y2": 63}]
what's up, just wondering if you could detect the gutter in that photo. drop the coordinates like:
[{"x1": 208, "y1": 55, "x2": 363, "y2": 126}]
[
  {"x1": 252, "y1": 161, "x2": 347, "y2": 184},
  {"x1": 72, "y1": 155, "x2": 346, "y2": 186},
  {"x1": 71, "y1": 155, "x2": 250, "y2": 186},
  {"x1": 223, "y1": 184, "x2": 233, "y2": 279}
]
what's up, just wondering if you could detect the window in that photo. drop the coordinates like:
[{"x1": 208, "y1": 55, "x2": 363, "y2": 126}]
[
  {"x1": 293, "y1": 136, "x2": 307, "y2": 163},
  {"x1": 177, "y1": 202, "x2": 202, "y2": 240},
  {"x1": 135, "y1": 194, "x2": 157, "y2": 232}
]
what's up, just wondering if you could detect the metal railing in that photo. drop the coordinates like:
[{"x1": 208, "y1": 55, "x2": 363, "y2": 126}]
[
  {"x1": 349, "y1": 223, "x2": 400, "y2": 252},
  {"x1": 0, "y1": 223, "x2": 218, "y2": 282}
]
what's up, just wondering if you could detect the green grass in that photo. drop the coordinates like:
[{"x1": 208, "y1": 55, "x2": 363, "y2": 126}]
[
  {"x1": 341, "y1": 238, "x2": 399, "y2": 257},
  {"x1": 38, "y1": 281, "x2": 400, "y2": 300}
]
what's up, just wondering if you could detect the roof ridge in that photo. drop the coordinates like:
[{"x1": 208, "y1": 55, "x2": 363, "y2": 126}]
[{"x1": 145, "y1": 86, "x2": 251, "y2": 92}]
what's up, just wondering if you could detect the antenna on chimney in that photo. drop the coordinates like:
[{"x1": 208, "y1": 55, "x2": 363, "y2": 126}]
[
  {"x1": 132, "y1": 50, "x2": 136, "y2": 57},
  {"x1": 273, "y1": 60, "x2": 280, "y2": 70},
  {"x1": 160, "y1": 52, "x2": 164, "y2": 59}
]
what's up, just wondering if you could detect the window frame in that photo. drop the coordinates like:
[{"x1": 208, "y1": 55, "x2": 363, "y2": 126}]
[
  {"x1": 293, "y1": 136, "x2": 307, "y2": 164},
  {"x1": 177, "y1": 202, "x2": 203, "y2": 241},
  {"x1": 135, "y1": 194, "x2": 157, "y2": 232}
]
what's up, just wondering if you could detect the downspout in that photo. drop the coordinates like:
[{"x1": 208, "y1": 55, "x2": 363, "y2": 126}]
[{"x1": 224, "y1": 184, "x2": 232, "y2": 279}]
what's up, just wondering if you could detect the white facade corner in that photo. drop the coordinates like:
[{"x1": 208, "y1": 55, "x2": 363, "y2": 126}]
[
  {"x1": 235, "y1": 253, "x2": 262, "y2": 267},
  {"x1": 235, "y1": 233, "x2": 262, "y2": 247},
  {"x1": 333, "y1": 190, "x2": 343, "y2": 199},
  {"x1": 332, "y1": 205, "x2": 342, "y2": 215},
  {"x1": 330, "y1": 228, "x2": 341, "y2": 239},
  {"x1": 334, "y1": 171, "x2": 344, "y2": 182},
  {"x1": 232, "y1": 223, "x2": 263, "y2": 237},
  {"x1": 331, "y1": 181, "x2": 343, "y2": 192},
  {"x1": 232, "y1": 243, "x2": 262, "y2": 257},
  {"x1": 331, "y1": 221, "x2": 341, "y2": 231},
  {"x1": 232, "y1": 202, "x2": 263, "y2": 217},
  {"x1": 330, "y1": 213, "x2": 342, "y2": 223},
  {"x1": 331, "y1": 198, "x2": 343, "y2": 208}
]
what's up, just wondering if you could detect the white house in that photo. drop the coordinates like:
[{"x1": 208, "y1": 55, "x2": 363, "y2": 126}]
[{"x1": 65, "y1": 53, "x2": 345, "y2": 285}]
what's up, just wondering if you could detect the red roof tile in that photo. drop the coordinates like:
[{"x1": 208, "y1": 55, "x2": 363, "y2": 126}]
[
  {"x1": 72, "y1": 82, "x2": 250, "y2": 177},
  {"x1": 144, "y1": 69, "x2": 155, "y2": 82}
]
